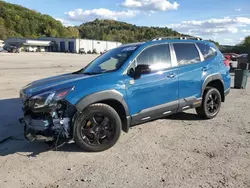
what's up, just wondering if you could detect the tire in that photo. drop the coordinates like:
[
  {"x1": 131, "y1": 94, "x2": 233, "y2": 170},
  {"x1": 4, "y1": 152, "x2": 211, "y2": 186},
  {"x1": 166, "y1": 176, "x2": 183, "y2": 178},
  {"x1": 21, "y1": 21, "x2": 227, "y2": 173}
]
[
  {"x1": 196, "y1": 87, "x2": 221, "y2": 119},
  {"x1": 73, "y1": 103, "x2": 122, "y2": 152}
]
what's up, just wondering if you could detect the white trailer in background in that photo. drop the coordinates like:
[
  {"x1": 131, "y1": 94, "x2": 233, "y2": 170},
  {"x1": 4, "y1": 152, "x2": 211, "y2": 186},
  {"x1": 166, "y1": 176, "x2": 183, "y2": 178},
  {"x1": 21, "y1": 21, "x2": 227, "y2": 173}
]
[{"x1": 76, "y1": 39, "x2": 122, "y2": 54}]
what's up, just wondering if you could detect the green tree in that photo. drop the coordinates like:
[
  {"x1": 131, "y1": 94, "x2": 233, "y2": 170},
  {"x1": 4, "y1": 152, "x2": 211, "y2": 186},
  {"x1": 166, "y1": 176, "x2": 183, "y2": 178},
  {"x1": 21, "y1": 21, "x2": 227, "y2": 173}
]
[
  {"x1": 209, "y1": 40, "x2": 220, "y2": 47},
  {"x1": 67, "y1": 27, "x2": 79, "y2": 38},
  {"x1": 222, "y1": 36, "x2": 250, "y2": 56},
  {"x1": 0, "y1": 1, "x2": 80, "y2": 39},
  {"x1": 0, "y1": 24, "x2": 8, "y2": 39},
  {"x1": 242, "y1": 36, "x2": 250, "y2": 46},
  {"x1": 77, "y1": 19, "x2": 181, "y2": 43}
]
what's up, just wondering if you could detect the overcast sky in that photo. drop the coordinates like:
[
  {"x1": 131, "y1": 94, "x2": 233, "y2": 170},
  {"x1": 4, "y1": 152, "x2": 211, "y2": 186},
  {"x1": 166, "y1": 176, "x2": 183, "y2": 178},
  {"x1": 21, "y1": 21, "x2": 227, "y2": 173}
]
[{"x1": 5, "y1": 0, "x2": 250, "y2": 45}]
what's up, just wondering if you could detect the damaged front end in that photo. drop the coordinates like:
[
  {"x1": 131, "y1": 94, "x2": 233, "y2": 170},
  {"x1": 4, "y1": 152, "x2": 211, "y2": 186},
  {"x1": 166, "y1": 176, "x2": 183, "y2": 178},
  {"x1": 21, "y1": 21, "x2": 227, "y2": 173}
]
[{"x1": 19, "y1": 87, "x2": 76, "y2": 143}]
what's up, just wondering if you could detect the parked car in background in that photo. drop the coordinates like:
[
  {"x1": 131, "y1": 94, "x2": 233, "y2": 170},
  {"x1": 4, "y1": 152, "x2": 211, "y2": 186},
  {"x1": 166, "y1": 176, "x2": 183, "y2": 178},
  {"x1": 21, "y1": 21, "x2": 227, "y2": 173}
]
[
  {"x1": 36, "y1": 47, "x2": 45, "y2": 52},
  {"x1": 224, "y1": 55, "x2": 230, "y2": 67},
  {"x1": 7, "y1": 46, "x2": 20, "y2": 53},
  {"x1": 79, "y1": 48, "x2": 86, "y2": 54},
  {"x1": 239, "y1": 54, "x2": 248, "y2": 59},
  {"x1": 223, "y1": 53, "x2": 240, "y2": 61},
  {"x1": 223, "y1": 53, "x2": 238, "y2": 70},
  {"x1": 92, "y1": 48, "x2": 98, "y2": 54},
  {"x1": 0, "y1": 47, "x2": 3, "y2": 52},
  {"x1": 25, "y1": 46, "x2": 36, "y2": 52},
  {"x1": 20, "y1": 37, "x2": 231, "y2": 152},
  {"x1": 100, "y1": 50, "x2": 107, "y2": 55}
]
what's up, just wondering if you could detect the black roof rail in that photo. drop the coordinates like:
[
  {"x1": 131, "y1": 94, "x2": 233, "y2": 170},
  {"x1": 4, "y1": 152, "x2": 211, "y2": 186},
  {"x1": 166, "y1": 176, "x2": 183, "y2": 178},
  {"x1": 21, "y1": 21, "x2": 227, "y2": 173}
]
[{"x1": 151, "y1": 36, "x2": 203, "y2": 41}]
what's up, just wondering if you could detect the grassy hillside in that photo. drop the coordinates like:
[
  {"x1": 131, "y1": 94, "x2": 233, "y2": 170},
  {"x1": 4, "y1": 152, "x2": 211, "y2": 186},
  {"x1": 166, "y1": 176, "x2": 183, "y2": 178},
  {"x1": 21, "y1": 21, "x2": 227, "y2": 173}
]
[
  {"x1": 77, "y1": 19, "x2": 181, "y2": 43},
  {"x1": 0, "y1": 0, "x2": 79, "y2": 40},
  {"x1": 0, "y1": 1, "x2": 185, "y2": 43}
]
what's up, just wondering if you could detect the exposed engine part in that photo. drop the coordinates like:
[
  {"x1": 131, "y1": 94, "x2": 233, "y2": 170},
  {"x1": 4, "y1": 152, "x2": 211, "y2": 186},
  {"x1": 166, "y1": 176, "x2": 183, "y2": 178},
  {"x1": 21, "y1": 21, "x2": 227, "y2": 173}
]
[
  {"x1": 50, "y1": 109, "x2": 71, "y2": 138},
  {"x1": 24, "y1": 115, "x2": 50, "y2": 131},
  {"x1": 21, "y1": 100, "x2": 76, "y2": 143},
  {"x1": 51, "y1": 116, "x2": 70, "y2": 138},
  {"x1": 61, "y1": 118, "x2": 70, "y2": 138}
]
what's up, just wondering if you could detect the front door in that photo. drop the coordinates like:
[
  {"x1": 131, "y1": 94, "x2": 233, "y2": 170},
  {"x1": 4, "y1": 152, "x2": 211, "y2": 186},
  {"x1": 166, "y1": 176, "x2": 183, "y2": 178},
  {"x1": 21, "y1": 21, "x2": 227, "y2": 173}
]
[{"x1": 124, "y1": 43, "x2": 179, "y2": 123}]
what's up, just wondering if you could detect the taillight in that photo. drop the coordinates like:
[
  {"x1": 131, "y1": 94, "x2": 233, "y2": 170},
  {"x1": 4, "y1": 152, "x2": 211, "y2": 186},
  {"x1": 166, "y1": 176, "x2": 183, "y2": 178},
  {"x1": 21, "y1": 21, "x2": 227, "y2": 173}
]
[{"x1": 223, "y1": 59, "x2": 230, "y2": 67}]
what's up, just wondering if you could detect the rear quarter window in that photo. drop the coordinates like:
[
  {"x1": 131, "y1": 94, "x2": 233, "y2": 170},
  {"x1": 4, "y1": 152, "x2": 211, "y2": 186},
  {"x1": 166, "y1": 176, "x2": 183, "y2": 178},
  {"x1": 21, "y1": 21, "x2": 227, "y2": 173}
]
[
  {"x1": 197, "y1": 43, "x2": 217, "y2": 60},
  {"x1": 173, "y1": 43, "x2": 201, "y2": 66}
]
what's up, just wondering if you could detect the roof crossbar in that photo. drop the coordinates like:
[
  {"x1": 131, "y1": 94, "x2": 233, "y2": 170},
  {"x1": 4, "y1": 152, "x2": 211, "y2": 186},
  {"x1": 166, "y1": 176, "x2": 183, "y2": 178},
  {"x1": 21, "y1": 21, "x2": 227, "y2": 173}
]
[{"x1": 151, "y1": 36, "x2": 202, "y2": 41}]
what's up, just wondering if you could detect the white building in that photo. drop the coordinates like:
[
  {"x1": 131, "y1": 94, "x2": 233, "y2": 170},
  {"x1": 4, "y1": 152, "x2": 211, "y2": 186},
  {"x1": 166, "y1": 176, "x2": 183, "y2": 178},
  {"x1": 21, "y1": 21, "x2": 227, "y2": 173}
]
[
  {"x1": 38, "y1": 37, "x2": 122, "y2": 53},
  {"x1": 4, "y1": 37, "x2": 122, "y2": 53}
]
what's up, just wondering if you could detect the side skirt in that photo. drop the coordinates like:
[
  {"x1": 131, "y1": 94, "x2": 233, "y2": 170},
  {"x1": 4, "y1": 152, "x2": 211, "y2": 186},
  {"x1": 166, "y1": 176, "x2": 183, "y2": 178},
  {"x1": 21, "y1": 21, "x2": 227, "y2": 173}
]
[{"x1": 130, "y1": 97, "x2": 202, "y2": 126}]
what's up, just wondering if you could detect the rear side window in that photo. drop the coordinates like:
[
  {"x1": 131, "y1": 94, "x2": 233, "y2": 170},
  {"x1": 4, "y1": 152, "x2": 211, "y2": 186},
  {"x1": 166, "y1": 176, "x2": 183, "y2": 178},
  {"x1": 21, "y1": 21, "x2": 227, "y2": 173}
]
[
  {"x1": 197, "y1": 43, "x2": 216, "y2": 60},
  {"x1": 136, "y1": 44, "x2": 171, "y2": 71},
  {"x1": 173, "y1": 43, "x2": 201, "y2": 66}
]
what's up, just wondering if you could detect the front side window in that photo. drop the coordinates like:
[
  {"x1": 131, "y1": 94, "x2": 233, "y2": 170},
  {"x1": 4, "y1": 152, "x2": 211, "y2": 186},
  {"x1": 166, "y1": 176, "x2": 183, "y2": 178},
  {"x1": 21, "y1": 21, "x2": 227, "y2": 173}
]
[
  {"x1": 197, "y1": 43, "x2": 216, "y2": 60},
  {"x1": 173, "y1": 43, "x2": 201, "y2": 66},
  {"x1": 82, "y1": 45, "x2": 138, "y2": 74},
  {"x1": 136, "y1": 44, "x2": 171, "y2": 71}
]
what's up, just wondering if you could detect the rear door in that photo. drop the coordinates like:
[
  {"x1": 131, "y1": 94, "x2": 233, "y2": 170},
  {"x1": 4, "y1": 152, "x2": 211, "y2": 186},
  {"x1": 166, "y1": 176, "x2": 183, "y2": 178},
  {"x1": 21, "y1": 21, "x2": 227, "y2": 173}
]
[
  {"x1": 172, "y1": 42, "x2": 204, "y2": 110},
  {"x1": 196, "y1": 42, "x2": 231, "y2": 92},
  {"x1": 196, "y1": 42, "x2": 218, "y2": 76}
]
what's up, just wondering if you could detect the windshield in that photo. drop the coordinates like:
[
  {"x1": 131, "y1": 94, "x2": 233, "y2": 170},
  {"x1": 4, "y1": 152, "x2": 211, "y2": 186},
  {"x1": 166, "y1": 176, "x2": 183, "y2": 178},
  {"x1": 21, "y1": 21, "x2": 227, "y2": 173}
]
[{"x1": 81, "y1": 45, "x2": 138, "y2": 74}]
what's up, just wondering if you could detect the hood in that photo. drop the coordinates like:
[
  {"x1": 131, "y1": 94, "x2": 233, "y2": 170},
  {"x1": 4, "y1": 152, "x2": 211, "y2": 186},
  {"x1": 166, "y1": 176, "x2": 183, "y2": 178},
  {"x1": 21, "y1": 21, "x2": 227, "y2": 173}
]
[{"x1": 21, "y1": 73, "x2": 92, "y2": 98}]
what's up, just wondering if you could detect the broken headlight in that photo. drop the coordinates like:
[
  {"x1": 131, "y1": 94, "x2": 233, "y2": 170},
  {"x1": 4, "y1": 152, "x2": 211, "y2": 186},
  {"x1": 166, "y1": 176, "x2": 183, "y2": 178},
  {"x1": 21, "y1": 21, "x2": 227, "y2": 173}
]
[{"x1": 28, "y1": 87, "x2": 74, "y2": 110}]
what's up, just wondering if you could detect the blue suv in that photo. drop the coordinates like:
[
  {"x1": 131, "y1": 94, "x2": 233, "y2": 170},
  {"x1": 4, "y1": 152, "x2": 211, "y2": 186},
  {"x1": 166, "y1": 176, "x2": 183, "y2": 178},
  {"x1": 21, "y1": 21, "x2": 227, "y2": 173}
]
[{"x1": 20, "y1": 37, "x2": 231, "y2": 152}]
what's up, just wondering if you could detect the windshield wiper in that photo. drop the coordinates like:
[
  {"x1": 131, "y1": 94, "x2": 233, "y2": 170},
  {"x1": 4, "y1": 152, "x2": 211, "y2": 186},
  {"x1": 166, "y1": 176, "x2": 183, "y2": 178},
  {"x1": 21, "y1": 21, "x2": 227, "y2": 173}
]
[
  {"x1": 72, "y1": 70, "x2": 100, "y2": 75},
  {"x1": 72, "y1": 69, "x2": 83, "y2": 74},
  {"x1": 82, "y1": 72, "x2": 100, "y2": 75}
]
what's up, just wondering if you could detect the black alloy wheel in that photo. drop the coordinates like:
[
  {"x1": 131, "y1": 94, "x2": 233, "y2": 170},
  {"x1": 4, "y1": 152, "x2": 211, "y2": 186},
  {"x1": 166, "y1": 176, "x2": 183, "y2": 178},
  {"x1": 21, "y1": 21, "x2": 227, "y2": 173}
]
[
  {"x1": 206, "y1": 92, "x2": 220, "y2": 116},
  {"x1": 74, "y1": 103, "x2": 122, "y2": 152},
  {"x1": 80, "y1": 113, "x2": 114, "y2": 146},
  {"x1": 196, "y1": 87, "x2": 222, "y2": 119}
]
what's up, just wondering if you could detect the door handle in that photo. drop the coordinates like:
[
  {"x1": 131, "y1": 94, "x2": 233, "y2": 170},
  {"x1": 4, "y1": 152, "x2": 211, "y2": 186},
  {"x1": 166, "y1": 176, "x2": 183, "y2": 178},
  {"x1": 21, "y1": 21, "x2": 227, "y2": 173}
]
[
  {"x1": 167, "y1": 73, "x2": 176, "y2": 78},
  {"x1": 202, "y1": 66, "x2": 208, "y2": 72}
]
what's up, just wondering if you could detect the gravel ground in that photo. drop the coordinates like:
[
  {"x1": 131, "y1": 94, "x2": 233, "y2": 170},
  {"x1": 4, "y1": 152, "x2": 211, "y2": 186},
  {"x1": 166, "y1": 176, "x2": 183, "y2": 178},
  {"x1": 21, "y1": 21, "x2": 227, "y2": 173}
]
[{"x1": 0, "y1": 52, "x2": 250, "y2": 188}]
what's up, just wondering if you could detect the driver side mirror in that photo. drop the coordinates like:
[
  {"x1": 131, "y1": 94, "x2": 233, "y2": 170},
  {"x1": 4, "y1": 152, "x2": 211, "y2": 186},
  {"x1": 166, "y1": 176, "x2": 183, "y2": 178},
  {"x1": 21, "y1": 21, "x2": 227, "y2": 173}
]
[{"x1": 128, "y1": 64, "x2": 151, "y2": 79}]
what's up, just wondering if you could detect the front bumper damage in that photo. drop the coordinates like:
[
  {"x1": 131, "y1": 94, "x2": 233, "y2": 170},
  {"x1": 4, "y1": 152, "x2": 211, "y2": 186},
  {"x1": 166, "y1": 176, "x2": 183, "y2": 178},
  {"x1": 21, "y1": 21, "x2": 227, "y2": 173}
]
[
  {"x1": 21, "y1": 116, "x2": 50, "y2": 142},
  {"x1": 19, "y1": 100, "x2": 76, "y2": 143},
  {"x1": 20, "y1": 116, "x2": 70, "y2": 142}
]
